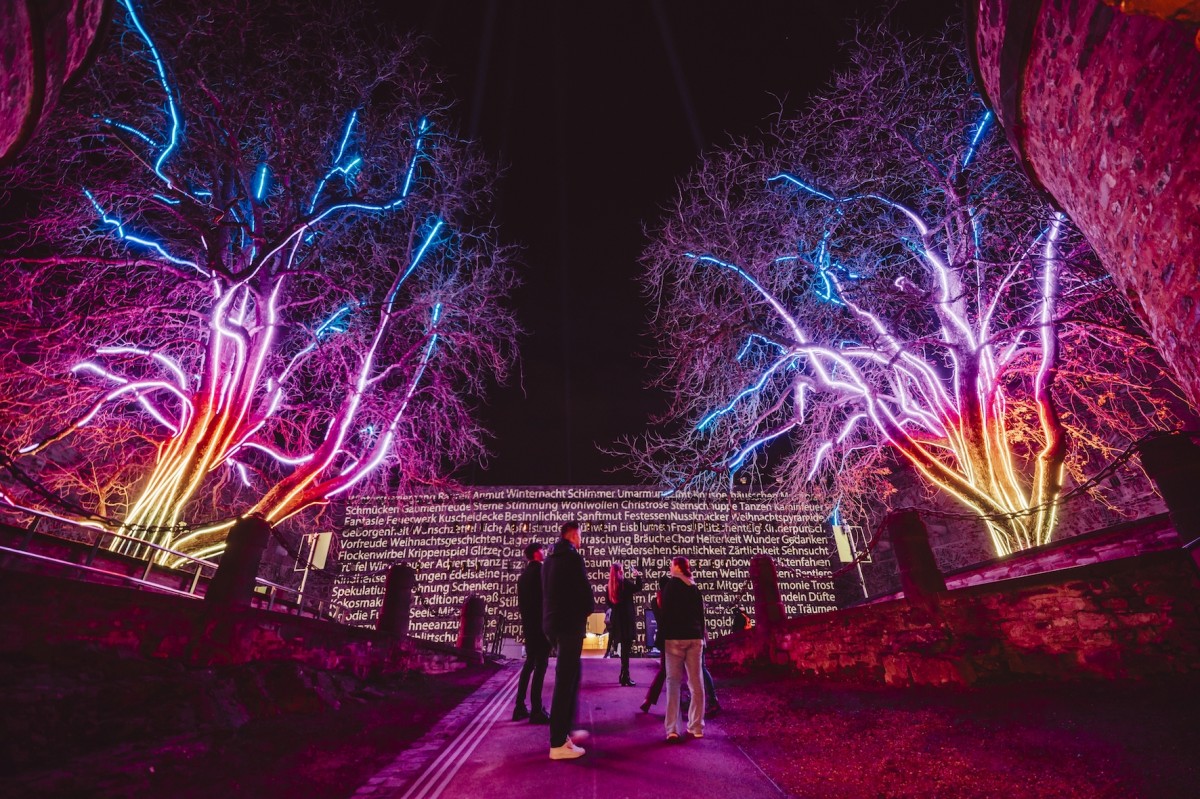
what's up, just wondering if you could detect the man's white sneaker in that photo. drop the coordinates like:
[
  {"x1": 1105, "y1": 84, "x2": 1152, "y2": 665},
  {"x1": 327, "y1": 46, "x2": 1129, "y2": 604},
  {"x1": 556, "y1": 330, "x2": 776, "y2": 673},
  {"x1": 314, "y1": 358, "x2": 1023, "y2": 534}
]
[{"x1": 549, "y1": 742, "x2": 585, "y2": 760}]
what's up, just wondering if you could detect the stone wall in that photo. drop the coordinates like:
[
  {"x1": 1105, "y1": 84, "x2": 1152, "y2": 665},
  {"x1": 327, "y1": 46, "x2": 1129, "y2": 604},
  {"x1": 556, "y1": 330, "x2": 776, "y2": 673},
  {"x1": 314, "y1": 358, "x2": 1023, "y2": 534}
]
[
  {"x1": 711, "y1": 548, "x2": 1200, "y2": 686},
  {"x1": 863, "y1": 512, "x2": 1180, "y2": 605},
  {"x1": 1, "y1": 0, "x2": 113, "y2": 166},
  {"x1": 0, "y1": 570, "x2": 472, "y2": 677},
  {"x1": 856, "y1": 469, "x2": 1168, "y2": 599},
  {"x1": 970, "y1": 0, "x2": 1200, "y2": 410}
]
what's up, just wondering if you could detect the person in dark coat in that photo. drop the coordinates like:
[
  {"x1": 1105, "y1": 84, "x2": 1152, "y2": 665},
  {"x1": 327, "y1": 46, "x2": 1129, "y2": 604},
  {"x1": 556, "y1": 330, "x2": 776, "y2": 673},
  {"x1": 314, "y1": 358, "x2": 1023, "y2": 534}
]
[
  {"x1": 542, "y1": 521, "x2": 595, "y2": 760},
  {"x1": 658, "y1": 555, "x2": 706, "y2": 741},
  {"x1": 513, "y1": 541, "x2": 550, "y2": 723},
  {"x1": 607, "y1": 561, "x2": 644, "y2": 686}
]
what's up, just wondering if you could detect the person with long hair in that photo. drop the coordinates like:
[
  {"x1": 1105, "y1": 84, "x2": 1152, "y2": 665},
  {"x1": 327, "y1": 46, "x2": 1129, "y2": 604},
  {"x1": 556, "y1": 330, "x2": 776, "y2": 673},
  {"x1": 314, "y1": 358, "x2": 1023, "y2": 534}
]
[
  {"x1": 658, "y1": 555, "x2": 705, "y2": 741},
  {"x1": 607, "y1": 561, "x2": 644, "y2": 686}
]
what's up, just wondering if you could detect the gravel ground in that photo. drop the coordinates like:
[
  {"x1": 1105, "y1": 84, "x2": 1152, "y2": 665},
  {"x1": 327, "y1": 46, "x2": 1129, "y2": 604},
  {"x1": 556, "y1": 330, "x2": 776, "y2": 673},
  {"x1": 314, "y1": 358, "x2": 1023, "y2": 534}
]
[{"x1": 714, "y1": 669, "x2": 1200, "y2": 799}]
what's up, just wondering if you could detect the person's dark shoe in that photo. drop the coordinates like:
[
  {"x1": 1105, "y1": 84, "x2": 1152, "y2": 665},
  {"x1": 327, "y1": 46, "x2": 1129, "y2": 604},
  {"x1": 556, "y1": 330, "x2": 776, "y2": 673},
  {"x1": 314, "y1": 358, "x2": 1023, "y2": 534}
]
[
  {"x1": 705, "y1": 703, "x2": 722, "y2": 719},
  {"x1": 639, "y1": 701, "x2": 652, "y2": 713},
  {"x1": 530, "y1": 707, "x2": 550, "y2": 724},
  {"x1": 619, "y1": 673, "x2": 637, "y2": 687},
  {"x1": 512, "y1": 705, "x2": 530, "y2": 721}
]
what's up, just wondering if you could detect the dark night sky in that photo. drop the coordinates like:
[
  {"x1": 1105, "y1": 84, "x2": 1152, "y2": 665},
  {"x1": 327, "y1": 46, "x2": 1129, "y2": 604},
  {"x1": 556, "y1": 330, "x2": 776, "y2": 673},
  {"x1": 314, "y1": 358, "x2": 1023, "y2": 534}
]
[{"x1": 382, "y1": 0, "x2": 961, "y2": 486}]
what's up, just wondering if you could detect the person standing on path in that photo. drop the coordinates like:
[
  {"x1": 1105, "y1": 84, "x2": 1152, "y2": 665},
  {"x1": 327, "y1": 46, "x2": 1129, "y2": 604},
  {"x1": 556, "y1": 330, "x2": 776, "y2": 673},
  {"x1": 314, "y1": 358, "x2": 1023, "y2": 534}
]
[
  {"x1": 607, "y1": 561, "x2": 644, "y2": 686},
  {"x1": 513, "y1": 541, "x2": 550, "y2": 724},
  {"x1": 641, "y1": 571, "x2": 721, "y2": 718},
  {"x1": 542, "y1": 521, "x2": 595, "y2": 760},
  {"x1": 658, "y1": 555, "x2": 706, "y2": 742}
]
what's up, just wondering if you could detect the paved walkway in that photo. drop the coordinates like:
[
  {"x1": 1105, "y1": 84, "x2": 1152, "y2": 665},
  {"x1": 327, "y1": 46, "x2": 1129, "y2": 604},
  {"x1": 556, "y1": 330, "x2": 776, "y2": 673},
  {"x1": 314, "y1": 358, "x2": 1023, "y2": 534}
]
[{"x1": 352, "y1": 656, "x2": 787, "y2": 799}]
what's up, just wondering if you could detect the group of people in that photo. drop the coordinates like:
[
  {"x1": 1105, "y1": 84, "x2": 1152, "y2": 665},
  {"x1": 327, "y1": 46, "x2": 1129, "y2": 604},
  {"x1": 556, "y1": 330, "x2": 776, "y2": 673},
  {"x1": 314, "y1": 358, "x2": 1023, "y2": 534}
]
[{"x1": 512, "y1": 521, "x2": 714, "y2": 761}]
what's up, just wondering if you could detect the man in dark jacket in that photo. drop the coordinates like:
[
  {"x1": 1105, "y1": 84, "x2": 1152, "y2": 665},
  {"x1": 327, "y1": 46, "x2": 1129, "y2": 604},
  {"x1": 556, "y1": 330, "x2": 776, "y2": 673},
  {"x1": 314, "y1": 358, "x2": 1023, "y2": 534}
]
[
  {"x1": 513, "y1": 541, "x2": 550, "y2": 723},
  {"x1": 542, "y1": 521, "x2": 595, "y2": 760}
]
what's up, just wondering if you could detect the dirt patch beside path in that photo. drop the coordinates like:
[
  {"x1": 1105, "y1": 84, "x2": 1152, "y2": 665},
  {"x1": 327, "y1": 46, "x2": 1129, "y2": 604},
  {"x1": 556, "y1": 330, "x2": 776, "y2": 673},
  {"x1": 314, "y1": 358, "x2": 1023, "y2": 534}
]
[
  {"x1": 715, "y1": 669, "x2": 1199, "y2": 799},
  {"x1": 1, "y1": 646, "x2": 496, "y2": 799}
]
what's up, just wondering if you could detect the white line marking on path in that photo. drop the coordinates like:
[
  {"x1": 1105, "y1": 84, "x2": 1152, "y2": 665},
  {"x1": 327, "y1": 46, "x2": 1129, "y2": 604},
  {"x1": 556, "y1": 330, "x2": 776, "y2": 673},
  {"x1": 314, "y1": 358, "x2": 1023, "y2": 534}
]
[
  {"x1": 396, "y1": 667, "x2": 520, "y2": 799},
  {"x1": 733, "y1": 742, "x2": 790, "y2": 797}
]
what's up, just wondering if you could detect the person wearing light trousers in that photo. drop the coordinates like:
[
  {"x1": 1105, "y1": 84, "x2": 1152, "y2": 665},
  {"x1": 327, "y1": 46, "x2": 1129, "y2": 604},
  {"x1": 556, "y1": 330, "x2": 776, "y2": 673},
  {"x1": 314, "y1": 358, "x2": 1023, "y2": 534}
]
[{"x1": 657, "y1": 555, "x2": 705, "y2": 741}]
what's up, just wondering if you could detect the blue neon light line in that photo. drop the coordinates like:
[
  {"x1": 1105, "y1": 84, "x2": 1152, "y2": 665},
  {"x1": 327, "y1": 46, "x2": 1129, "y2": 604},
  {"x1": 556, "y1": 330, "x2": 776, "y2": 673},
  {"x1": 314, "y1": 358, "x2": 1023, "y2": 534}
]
[
  {"x1": 736, "y1": 334, "x2": 784, "y2": 361},
  {"x1": 400, "y1": 117, "x2": 430, "y2": 199},
  {"x1": 315, "y1": 305, "x2": 354, "y2": 338},
  {"x1": 102, "y1": 118, "x2": 159, "y2": 147},
  {"x1": 118, "y1": 0, "x2": 181, "y2": 185},
  {"x1": 685, "y1": 252, "x2": 809, "y2": 346},
  {"x1": 697, "y1": 354, "x2": 796, "y2": 432},
  {"x1": 769, "y1": 172, "x2": 836, "y2": 201},
  {"x1": 84, "y1": 189, "x2": 205, "y2": 274},
  {"x1": 382, "y1": 220, "x2": 444, "y2": 315},
  {"x1": 308, "y1": 112, "x2": 361, "y2": 214},
  {"x1": 255, "y1": 164, "x2": 270, "y2": 201},
  {"x1": 962, "y1": 110, "x2": 994, "y2": 168},
  {"x1": 335, "y1": 110, "x2": 358, "y2": 162}
]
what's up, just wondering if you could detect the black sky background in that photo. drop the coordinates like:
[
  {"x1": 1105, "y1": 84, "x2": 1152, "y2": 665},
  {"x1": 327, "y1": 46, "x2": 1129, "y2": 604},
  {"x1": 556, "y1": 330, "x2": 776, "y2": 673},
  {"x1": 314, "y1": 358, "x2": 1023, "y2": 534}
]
[{"x1": 381, "y1": 1, "x2": 962, "y2": 486}]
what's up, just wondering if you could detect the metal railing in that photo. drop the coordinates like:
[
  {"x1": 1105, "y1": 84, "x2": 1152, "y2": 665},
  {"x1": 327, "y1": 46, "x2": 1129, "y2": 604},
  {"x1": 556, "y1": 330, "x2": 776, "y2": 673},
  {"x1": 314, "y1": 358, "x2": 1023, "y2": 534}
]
[{"x1": 0, "y1": 519, "x2": 349, "y2": 623}]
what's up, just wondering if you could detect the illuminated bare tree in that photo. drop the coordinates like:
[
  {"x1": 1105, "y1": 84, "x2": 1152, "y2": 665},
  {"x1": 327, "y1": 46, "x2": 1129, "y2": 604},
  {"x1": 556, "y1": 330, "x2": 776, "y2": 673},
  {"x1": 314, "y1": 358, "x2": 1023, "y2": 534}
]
[
  {"x1": 632, "y1": 29, "x2": 1185, "y2": 556},
  {"x1": 0, "y1": 0, "x2": 519, "y2": 560}
]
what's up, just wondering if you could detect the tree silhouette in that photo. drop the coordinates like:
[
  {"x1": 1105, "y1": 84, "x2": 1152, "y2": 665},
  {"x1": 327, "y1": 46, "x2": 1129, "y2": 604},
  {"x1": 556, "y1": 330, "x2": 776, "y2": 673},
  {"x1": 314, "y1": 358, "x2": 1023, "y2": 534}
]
[
  {"x1": 631, "y1": 29, "x2": 1184, "y2": 556},
  {"x1": 0, "y1": 0, "x2": 519, "y2": 560}
]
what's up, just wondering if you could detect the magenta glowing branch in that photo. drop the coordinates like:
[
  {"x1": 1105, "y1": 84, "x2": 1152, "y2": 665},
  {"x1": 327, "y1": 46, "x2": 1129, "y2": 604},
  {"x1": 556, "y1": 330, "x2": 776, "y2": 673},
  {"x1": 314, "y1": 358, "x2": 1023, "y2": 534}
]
[
  {"x1": 21, "y1": 378, "x2": 195, "y2": 457},
  {"x1": 1030, "y1": 212, "x2": 1068, "y2": 542},
  {"x1": 327, "y1": 303, "x2": 444, "y2": 499},
  {"x1": 70, "y1": 363, "x2": 183, "y2": 434},
  {"x1": 771, "y1": 173, "x2": 979, "y2": 350},
  {"x1": 95, "y1": 347, "x2": 189, "y2": 390},
  {"x1": 21, "y1": 343, "x2": 197, "y2": 454},
  {"x1": 1, "y1": 0, "x2": 506, "y2": 563},
  {"x1": 0, "y1": 489, "x2": 108, "y2": 533},
  {"x1": 682, "y1": 187, "x2": 1071, "y2": 552},
  {"x1": 234, "y1": 221, "x2": 447, "y2": 527},
  {"x1": 255, "y1": 299, "x2": 447, "y2": 521},
  {"x1": 235, "y1": 442, "x2": 314, "y2": 467}
]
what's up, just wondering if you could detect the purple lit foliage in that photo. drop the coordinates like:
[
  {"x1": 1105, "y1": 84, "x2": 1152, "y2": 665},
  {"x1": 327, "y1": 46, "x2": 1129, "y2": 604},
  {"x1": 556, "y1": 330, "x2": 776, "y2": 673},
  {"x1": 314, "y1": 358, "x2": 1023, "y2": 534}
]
[
  {"x1": 0, "y1": 0, "x2": 518, "y2": 558},
  {"x1": 631, "y1": 27, "x2": 1185, "y2": 555}
]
